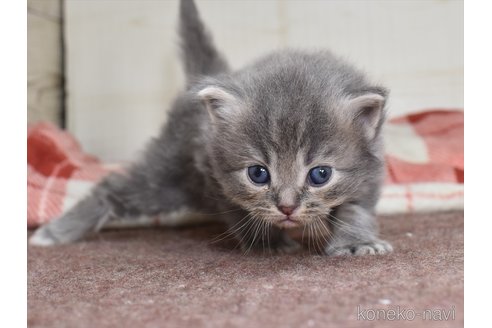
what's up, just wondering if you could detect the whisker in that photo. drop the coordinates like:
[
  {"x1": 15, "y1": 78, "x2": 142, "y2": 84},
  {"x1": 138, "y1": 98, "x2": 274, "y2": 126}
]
[
  {"x1": 199, "y1": 208, "x2": 244, "y2": 216},
  {"x1": 301, "y1": 222, "x2": 307, "y2": 246},
  {"x1": 209, "y1": 212, "x2": 253, "y2": 244},
  {"x1": 314, "y1": 216, "x2": 332, "y2": 251},
  {"x1": 313, "y1": 220, "x2": 324, "y2": 253},
  {"x1": 245, "y1": 214, "x2": 263, "y2": 254},
  {"x1": 234, "y1": 216, "x2": 258, "y2": 251},
  {"x1": 308, "y1": 222, "x2": 314, "y2": 254},
  {"x1": 261, "y1": 219, "x2": 266, "y2": 254}
]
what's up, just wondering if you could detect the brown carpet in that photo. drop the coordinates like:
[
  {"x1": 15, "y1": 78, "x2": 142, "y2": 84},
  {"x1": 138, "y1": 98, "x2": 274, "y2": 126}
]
[{"x1": 28, "y1": 211, "x2": 463, "y2": 328}]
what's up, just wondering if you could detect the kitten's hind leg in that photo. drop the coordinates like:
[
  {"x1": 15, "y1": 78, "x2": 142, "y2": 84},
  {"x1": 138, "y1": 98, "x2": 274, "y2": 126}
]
[
  {"x1": 29, "y1": 171, "x2": 191, "y2": 246},
  {"x1": 29, "y1": 93, "x2": 208, "y2": 246},
  {"x1": 29, "y1": 186, "x2": 112, "y2": 246}
]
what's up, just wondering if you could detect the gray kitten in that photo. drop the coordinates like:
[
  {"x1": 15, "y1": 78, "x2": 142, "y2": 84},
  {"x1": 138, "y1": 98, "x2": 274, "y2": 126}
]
[{"x1": 30, "y1": 0, "x2": 392, "y2": 256}]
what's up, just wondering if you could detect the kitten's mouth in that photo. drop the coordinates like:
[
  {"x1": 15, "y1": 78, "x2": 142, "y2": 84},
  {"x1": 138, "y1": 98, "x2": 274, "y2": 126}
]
[{"x1": 276, "y1": 217, "x2": 301, "y2": 229}]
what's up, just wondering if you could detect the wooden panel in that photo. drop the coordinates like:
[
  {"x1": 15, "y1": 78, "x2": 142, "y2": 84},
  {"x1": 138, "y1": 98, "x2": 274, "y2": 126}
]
[{"x1": 28, "y1": 0, "x2": 62, "y2": 125}]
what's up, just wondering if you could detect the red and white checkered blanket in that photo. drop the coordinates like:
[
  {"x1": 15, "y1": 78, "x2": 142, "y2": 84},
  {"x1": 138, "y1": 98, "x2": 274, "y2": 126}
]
[{"x1": 27, "y1": 109, "x2": 464, "y2": 228}]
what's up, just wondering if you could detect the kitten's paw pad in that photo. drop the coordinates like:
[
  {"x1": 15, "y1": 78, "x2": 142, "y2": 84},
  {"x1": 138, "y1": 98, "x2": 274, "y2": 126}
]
[
  {"x1": 29, "y1": 227, "x2": 59, "y2": 246},
  {"x1": 325, "y1": 240, "x2": 393, "y2": 256}
]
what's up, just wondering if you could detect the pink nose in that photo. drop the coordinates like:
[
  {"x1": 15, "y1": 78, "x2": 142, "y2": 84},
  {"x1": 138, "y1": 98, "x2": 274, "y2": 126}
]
[{"x1": 278, "y1": 205, "x2": 297, "y2": 216}]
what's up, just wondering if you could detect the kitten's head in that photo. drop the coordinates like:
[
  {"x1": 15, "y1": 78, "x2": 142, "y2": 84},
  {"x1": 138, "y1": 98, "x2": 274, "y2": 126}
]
[{"x1": 196, "y1": 51, "x2": 387, "y2": 228}]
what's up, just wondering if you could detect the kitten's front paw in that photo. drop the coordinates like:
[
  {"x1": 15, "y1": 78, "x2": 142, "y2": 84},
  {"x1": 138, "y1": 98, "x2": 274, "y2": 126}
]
[{"x1": 325, "y1": 240, "x2": 393, "y2": 256}]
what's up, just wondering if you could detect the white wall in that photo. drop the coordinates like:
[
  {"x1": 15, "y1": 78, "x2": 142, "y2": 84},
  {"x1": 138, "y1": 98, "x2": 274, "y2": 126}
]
[{"x1": 66, "y1": 0, "x2": 463, "y2": 162}]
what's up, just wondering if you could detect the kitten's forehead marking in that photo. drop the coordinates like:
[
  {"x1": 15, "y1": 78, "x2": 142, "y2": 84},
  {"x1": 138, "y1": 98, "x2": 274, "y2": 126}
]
[{"x1": 268, "y1": 150, "x2": 309, "y2": 188}]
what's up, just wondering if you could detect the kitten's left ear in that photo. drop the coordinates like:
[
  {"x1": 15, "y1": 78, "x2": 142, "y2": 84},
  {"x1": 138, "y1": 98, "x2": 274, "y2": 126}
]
[{"x1": 344, "y1": 90, "x2": 387, "y2": 140}]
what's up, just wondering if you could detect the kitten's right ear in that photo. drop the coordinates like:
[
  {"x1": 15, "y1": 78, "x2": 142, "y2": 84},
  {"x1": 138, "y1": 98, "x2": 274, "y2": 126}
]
[{"x1": 198, "y1": 86, "x2": 241, "y2": 122}]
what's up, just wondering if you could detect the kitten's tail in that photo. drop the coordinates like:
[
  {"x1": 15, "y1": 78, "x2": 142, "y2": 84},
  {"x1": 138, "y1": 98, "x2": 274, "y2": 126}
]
[{"x1": 179, "y1": 0, "x2": 229, "y2": 84}]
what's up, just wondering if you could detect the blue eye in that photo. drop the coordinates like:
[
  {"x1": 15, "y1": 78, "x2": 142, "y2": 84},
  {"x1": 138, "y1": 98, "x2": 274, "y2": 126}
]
[
  {"x1": 308, "y1": 166, "x2": 332, "y2": 186},
  {"x1": 247, "y1": 165, "x2": 270, "y2": 185}
]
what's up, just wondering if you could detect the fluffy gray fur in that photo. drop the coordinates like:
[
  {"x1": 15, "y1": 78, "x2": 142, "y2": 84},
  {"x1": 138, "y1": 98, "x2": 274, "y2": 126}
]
[{"x1": 30, "y1": 0, "x2": 392, "y2": 256}]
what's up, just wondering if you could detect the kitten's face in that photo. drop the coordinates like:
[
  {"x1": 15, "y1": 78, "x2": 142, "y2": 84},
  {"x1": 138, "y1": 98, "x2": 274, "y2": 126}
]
[
  {"x1": 198, "y1": 53, "x2": 386, "y2": 228},
  {"x1": 228, "y1": 150, "x2": 348, "y2": 229},
  {"x1": 208, "y1": 119, "x2": 373, "y2": 229}
]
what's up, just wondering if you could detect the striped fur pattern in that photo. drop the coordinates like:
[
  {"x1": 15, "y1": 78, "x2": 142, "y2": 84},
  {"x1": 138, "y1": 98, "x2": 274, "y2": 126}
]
[{"x1": 30, "y1": 0, "x2": 392, "y2": 255}]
